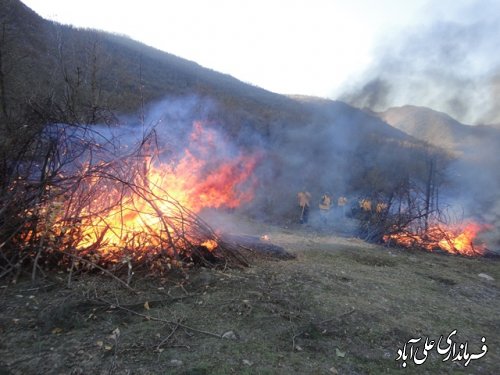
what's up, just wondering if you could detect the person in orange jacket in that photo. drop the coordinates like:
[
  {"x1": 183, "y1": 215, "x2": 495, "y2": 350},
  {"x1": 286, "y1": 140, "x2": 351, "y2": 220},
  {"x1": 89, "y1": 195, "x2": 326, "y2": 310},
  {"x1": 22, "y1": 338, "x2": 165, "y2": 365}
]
[
  {"x1": 297, "y1": 190, "x2": 311, "y2": 224},
  {"x1": 337, "y1": 196, "x2": 348, "y2": 217},
  {"x1": 319, "y1": 192, "x2": 332, "y2": 224}
]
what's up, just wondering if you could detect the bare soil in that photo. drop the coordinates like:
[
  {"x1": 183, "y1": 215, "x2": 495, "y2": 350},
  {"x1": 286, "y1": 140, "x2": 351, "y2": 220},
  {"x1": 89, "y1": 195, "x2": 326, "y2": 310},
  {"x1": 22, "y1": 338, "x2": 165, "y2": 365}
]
[{"x1": 1, "y1": 214, "x2": 499, "y2": 374}]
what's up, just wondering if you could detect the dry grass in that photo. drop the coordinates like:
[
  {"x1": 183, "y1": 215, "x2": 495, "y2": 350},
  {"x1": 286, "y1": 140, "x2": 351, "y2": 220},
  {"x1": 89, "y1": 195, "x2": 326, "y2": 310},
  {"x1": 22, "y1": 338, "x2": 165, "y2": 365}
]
[{"x1": 0, "y1": 215, "x2": 498, "y2": 374}]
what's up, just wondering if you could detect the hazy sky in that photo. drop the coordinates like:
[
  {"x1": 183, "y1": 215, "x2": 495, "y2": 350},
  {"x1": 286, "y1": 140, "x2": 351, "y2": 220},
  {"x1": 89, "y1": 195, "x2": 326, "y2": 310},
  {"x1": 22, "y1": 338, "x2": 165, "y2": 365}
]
[
  {"x1": 21, "y1": 0, "x2": 428, "y2": 96},
  {"x1": 21, "y1": 1, "x2": 500, "y2": 123}
]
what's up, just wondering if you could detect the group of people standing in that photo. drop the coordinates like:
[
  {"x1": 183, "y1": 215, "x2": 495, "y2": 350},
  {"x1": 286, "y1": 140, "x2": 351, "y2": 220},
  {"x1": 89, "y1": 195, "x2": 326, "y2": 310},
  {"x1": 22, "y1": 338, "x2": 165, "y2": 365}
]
[{"x1": 297, "y1": 190, "x2": 347, "y2": 224}]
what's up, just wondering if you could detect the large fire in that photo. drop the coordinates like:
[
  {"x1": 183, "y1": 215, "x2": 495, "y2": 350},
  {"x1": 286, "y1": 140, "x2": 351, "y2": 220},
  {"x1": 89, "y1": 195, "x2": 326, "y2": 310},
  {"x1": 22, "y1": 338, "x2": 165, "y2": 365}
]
[
  {"x1": 383, "y1": 221, "x2": 489, "y2": 256},
  {"x1": 42, "y1": 121, "x2": 259, "y2": 268}
]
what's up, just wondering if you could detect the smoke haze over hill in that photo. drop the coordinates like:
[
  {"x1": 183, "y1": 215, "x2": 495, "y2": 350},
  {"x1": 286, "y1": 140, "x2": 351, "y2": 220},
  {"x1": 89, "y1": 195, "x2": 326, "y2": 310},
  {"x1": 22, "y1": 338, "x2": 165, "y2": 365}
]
[
  {"x1": 342, "y1": 0, "x2": 500, "y2": 126},
  {"x1": 379, "y1": 105, "x2": 500, "y2": 251}
]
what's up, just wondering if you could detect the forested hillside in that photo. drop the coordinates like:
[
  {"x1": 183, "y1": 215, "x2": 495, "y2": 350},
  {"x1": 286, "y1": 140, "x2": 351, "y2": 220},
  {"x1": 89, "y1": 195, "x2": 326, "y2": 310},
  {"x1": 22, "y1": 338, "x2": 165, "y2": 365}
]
[
  {"x1": 1, "y1": 0, "x2": 451, "y2": 230},
  {"x1": 0, "y1": 0, "x2": 304, "y2": 129}
]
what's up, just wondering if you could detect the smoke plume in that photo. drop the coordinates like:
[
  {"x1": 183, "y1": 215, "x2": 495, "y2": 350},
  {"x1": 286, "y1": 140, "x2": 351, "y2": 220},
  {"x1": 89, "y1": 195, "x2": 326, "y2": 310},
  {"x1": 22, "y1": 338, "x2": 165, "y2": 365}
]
[{"x1": 342, "y1": 0, "x2": 500, "y2": 125}]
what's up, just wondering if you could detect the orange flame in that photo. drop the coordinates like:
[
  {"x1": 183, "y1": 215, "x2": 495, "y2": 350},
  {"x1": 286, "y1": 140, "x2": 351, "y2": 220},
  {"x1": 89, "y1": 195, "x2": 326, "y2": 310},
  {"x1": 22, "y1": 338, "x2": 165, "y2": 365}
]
[
  {"x1": 60, "y1": 121, "x2": 258, "y2": 262},
  {"x1": 436, "y1": 222, "x2": 488, "y2": 256},
  {"x1": 383, "y1": 221, "x2": 489, "y2": 256},
  {"x1": 200, "y1": 239, "x2": 218, "y2": 252}
]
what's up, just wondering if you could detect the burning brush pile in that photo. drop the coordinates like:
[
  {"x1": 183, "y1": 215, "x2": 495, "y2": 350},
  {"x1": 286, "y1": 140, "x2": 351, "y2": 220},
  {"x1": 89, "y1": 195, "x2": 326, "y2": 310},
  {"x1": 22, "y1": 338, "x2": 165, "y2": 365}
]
[
  {"x1": 354, "y1": 194, "x2": 495, "y2": 257},
  {"x1": 383, "y1": 221, "x2": 491, "y2": 257},
  {"x1": 0, "y1": 120, "x2": 260, "y2": 281}
]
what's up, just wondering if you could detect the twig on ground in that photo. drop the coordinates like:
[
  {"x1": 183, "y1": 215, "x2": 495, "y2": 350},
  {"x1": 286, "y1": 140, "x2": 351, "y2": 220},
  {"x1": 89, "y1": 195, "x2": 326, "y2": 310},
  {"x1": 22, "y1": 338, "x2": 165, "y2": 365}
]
[
  {"x1": 95, "y1": 297, "x2": 222, "y2": 339},
  {"x1": 61, "y1": 251, "x2": 138, "y2": 294},
  {"x1": 156, "y1": 322, "x2": 180, "y2": 351},
  {"x1": 105, "y1": 294, "x2": 199, "y2": 311}
]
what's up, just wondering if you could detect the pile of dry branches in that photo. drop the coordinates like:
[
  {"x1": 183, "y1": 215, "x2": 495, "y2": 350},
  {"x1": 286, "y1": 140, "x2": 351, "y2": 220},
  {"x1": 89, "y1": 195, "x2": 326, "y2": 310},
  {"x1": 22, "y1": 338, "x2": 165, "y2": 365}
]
[{"x1": 0, "y1": 123, "x2": 248, "y2": 283}]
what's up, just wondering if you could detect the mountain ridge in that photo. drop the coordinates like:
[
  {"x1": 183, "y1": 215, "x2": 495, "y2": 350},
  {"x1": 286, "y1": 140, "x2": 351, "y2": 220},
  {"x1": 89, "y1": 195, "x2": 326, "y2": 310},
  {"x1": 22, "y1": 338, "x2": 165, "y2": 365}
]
[{"x1": 377, "y1": 104, "x2": 500, "y2": 156}]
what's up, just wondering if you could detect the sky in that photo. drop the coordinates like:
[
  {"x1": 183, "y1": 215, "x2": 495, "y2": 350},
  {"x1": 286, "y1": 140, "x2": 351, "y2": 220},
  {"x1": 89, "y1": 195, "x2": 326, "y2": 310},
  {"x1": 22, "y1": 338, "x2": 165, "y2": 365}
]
[
  {"x1": 21, "y1": 0, "x2": 428, "y2": 96},
  {"x1": 21, "y1": 0, "x2": 500, "y2": 124}
]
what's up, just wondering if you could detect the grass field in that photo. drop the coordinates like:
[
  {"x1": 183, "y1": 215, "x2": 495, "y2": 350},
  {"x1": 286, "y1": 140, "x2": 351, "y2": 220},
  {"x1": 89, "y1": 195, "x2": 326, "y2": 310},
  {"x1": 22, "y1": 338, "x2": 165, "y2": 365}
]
[{"x1": 0, "y1": 215, "x2": 498, "y2": 374}]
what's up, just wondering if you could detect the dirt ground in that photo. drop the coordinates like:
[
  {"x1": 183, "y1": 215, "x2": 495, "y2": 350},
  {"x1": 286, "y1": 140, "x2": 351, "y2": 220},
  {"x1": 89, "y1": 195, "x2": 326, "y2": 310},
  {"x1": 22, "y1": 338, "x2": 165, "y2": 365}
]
[{"x1": 0, "y1": 213, "x2": 499, "y2": 374}]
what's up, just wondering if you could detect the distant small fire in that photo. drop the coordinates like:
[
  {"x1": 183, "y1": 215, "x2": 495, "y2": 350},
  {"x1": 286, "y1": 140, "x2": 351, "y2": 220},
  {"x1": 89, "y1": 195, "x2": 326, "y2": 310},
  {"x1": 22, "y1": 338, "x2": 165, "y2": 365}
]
[{"x1": 383, "y1": 221, "x2": 490, "y2": 256}]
